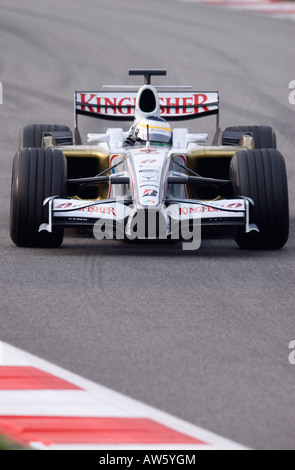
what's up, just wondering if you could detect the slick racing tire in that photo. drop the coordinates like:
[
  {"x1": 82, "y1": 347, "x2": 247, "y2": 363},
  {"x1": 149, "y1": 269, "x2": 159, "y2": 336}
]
[
  {"x1": 10, "y1": 148, "x2": 67, "y2": 248},
  {"x1": 18, "y1": 124, "x2": 72, "y2": 149},
  {"x1": 230, "y1": 149, "x2": 289, "y2": 250},
  {"x1": 224, "y1": 125, "x2": 277, "y2": 149}
]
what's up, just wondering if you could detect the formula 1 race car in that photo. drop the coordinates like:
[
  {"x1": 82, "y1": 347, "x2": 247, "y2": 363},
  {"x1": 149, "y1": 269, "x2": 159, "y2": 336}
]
[{"x1": 10, "y1": 70, "x2": 289, "y2": 250}]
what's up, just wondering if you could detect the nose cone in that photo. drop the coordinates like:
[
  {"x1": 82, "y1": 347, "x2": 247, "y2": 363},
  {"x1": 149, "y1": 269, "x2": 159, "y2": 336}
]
[{"x1": 129, "y1": 146, "x2": 168, "y2": 208}]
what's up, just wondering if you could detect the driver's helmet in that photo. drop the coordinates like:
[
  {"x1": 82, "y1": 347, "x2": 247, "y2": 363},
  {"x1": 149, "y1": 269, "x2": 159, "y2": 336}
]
[{"x1": 132, "y1": 116, "x2": 172, "y2": 145}]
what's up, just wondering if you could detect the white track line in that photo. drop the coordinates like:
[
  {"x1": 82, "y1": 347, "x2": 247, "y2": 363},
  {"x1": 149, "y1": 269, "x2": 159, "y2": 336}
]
[
  {"x1": 0, "y1": 341, "x2": 249, "y2": 450},
  {"x1": 177, "y1": 0, "x2": 295, "y2": 20}
]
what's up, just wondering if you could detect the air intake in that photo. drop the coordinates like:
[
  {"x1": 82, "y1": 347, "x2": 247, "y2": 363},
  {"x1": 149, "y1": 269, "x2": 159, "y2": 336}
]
[
  {"x1": 135, "y1": 85, "x2": 161, "y2": 120},
  {"x1": 139, "y1": 88, "x2": 157, "y2": 113}
]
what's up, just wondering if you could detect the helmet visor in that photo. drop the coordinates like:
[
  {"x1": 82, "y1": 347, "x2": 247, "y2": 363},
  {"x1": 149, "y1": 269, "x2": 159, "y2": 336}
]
[{"x1": 137, "y1": 121, "x2": 172, "y2": 145}]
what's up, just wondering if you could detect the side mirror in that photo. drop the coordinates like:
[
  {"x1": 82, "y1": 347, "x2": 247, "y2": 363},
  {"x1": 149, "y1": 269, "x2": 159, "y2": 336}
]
[
  {"x1": 87, "y1": 133, "x2": 110, "y2": 143},
  {"x1": 186, "y1": 133, "x2": 209, "y2": 144}
]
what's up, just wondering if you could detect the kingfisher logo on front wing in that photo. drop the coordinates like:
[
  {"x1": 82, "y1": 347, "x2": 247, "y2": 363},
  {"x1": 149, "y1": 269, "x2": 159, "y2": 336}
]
[
  {"x1": 179, "y1": 206, "x2": 220, "y2": 215},
  {"x1": 78, "y1": 206, "x2": 117, "y2": 216}
]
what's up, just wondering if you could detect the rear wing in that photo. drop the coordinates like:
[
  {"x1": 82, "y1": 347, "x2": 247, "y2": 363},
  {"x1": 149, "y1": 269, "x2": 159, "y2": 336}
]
[{"x1": 75, "y1": 90, "x2": 220, "y2": 125}]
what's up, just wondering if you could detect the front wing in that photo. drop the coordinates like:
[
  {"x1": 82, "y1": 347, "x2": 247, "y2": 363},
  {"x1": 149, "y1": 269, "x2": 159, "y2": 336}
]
[{"x1": 39, "y1": 197, "x2": 258, "y2": 240}]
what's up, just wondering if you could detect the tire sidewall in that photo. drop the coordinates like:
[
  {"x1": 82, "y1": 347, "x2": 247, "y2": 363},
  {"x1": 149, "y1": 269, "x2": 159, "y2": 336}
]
[
  {"x1": 10, "y1": 148, "x2": 67, "y2": 247},
  {"x1": 230, "y1": 149, "x2": 289, "y2": 249}
]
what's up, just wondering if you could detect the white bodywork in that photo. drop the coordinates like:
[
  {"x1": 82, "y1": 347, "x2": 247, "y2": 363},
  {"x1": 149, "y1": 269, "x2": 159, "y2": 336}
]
[{"x1": 40, "y1": 82, "x2": 257, "y2": 245}]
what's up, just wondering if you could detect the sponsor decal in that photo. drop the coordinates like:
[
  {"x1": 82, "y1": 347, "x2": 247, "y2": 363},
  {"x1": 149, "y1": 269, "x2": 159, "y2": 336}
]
[
  {"x1": 226, "y1": 203, "x2": 243, "y2": 209},
  {"x1": 143, "y1": 200, "x2": 157, "y2": 204},
  {"x1": 76, "y1": 92, "x2": 218, "y2": 117},
  {"x1": 55, "y1": 202, "x2": 74, "y2": 209},
  {"x1": 139, "y1": 174, "x2": 160, "y2": 186},
  {"x1": 78, "y1": 206, "x2": 116, "y2": 216},
  {"x1": 140, "y1": 181, "x2": 158, "y2": 186},
  {"x1": 140, "y1": 159, "x2": 158, "y2": 164},
  {"x1": 140, "y1": 175, "x2": 157, "y2": 181},
  {"x1": 140, "y1": 184, "x2": 159, "y2": 190},
  {"x1": 179, "y1": 206, "x2": 220, "y2": 215},
  {"x1": 139, "y1": 169, "x2": 160, "y2": 174},
  {"x1": 78, "y1": 93, "x2": 135, "y2": 116},
  {"x1": 142, "y1": 189, "x2": 158, "y2": 198},
  {"x1": 161, "y1": 94, "x2": 211, "y2": 116},
  {"x1": 54, "y1": 201, "x2": 117, "y2": 216},
  {"x1": 135, "y1": 149, "x2": 159, "y2": 155}
]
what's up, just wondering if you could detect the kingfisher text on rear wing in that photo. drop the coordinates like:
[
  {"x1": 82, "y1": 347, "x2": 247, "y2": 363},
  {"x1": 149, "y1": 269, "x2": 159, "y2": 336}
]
[{"x1": 75, "y1": 91, "x2": 219, "y2": 122}]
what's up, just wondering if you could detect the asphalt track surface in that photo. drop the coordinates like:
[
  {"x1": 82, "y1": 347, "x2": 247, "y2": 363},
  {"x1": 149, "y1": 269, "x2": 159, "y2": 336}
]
[{"x1": 0, "y1": 0, "x2": 294, "y2": 450}]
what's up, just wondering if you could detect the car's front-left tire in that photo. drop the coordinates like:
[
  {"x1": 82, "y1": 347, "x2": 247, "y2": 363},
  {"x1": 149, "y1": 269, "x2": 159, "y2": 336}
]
[
  {"x1": 10, "y1": 147, "x2": 67, "y2": 248},
  {"x1": 230, "y1": 148, "x2": 289, "y2": 250}
]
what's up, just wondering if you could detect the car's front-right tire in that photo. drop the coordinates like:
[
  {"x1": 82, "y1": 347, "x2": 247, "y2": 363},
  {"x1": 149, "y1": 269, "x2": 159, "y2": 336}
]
[{"x1": 10, "y1": 147, "x2": 67, "y2": 248}]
